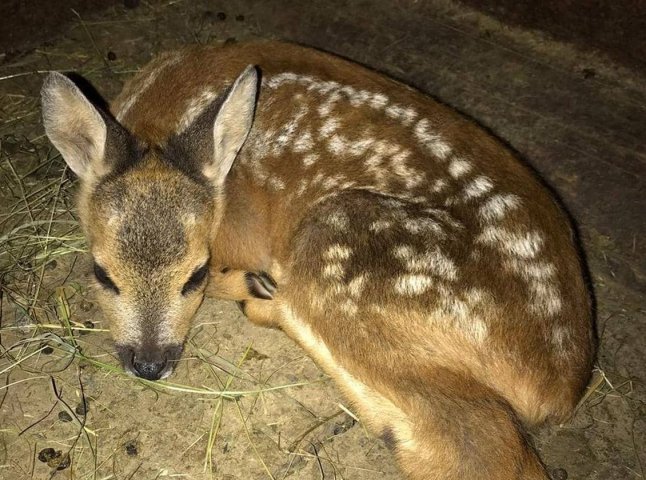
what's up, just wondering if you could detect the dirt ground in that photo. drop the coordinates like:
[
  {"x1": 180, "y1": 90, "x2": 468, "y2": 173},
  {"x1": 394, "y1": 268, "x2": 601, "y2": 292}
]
[{"x1": 0, "y1": 1, "x2": 644, "y2": 479}]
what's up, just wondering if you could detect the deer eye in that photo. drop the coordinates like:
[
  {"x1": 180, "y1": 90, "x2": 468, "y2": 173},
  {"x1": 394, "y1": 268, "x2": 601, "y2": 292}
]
[
  {"x1": 182, "y1": 263, "x2": 209, "y2": 295},
  {"x1": 93, "y1": 263, "x2": 120, "y2": 294}
]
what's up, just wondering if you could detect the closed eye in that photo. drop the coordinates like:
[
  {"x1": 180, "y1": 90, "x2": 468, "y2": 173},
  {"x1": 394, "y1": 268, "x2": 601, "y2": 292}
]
[
  {"x1": 182, "y1": 263, "x2": 209, "y2": 295},
  {"x1": 93, "y1": 262, "x2": 120, "y2": 294}
]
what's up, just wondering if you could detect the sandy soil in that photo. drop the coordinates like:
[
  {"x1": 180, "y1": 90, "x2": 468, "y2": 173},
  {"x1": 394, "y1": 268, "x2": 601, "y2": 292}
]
[{"x1": 0, "y1": 1, "x2": 644, "y2": 479}]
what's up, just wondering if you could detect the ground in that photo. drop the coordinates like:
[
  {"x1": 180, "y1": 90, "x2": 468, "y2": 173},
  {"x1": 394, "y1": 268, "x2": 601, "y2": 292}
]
[{"x1": 0, "y1": 1, "x2": 644, "y2": 479}]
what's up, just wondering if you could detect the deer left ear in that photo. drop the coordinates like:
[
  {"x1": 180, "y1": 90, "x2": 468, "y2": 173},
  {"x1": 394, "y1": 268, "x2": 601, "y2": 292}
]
[
  {"x1": 41, "y1": 72, "x2": 108, "y2": 181},
  {"x1": 206, "y1": 65, "x2": 258, "y2": 186}
]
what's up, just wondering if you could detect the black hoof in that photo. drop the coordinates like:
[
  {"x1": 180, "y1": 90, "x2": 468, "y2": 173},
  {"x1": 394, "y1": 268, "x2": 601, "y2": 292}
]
[{"x1": 244, "y1": 271, "x2": 277, "y2": 300}]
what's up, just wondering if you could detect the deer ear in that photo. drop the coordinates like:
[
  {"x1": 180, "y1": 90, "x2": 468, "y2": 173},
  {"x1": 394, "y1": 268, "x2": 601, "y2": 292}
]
[
  {"x1": 206, "y1": 65, "x2": 258, "y2": 185},
  {"x1": 41, "y1": 72, "x2": 109, "y2": 182},
  {"x1": 164, "y1": 65, "x2": 258, "y2": 187}
]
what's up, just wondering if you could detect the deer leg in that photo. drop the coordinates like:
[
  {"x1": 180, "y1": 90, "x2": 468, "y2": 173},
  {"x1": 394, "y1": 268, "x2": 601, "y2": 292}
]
[
  {"x1": 206, "y1": 268, "x2": 276, "y2": 300},
  {"x1": 206, "y1": 268, "x2": 281, "y2": 327}
]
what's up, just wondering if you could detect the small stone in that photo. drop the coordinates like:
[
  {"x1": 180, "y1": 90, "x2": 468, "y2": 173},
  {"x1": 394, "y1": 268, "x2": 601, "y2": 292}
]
[
  {"x1": 17, "y1": 260, "x2": 32, "y2": 270},
  {"x1": 332, "y1": 415, "x2": 356, "y2": 436},
  {"x1": 42, "y1": 345, "x2": 54, "y2": 355},
  {"x1": 235, "y1": 14, "x2": 245, "y2": 21},
  {"x1": 550, "y1": 467, "x2": 568, "y2": 480},
  {"x1": 58, "y1": 411, "x2": 73, "y2": 422},
  {"x1": 38, "y1": 448, "x2": 58, "y2": 463},
  {"x1": 124, "y1": 440, "x2": 138, "y2": 456},
  {"x1": 216, "y1": 11, "x2": 226, "y2": 21},
  {"x1": 54, "y1": 454, "x2": 70, "y2": 470},
  {"x1": 107, "y1": 51, "x2": 117, "y2": 61},
  {"x1": 79, "y1": 300, "x2": 93, "y2": 312},
  {"x1": 75, "y1": 400, "x2": 89, "y2": 416},
  {"x1": 246, "y1": 347, "x2": 268, "y2": 361},
  {"x1": 80, "y1": 320, "x2": 95, "y2": 335}
]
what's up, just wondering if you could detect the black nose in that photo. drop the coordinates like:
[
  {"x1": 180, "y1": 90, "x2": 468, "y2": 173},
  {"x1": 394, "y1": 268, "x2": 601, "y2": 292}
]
[{"x1": 132, "y1": 358, "x2": 166, "y2": 380}]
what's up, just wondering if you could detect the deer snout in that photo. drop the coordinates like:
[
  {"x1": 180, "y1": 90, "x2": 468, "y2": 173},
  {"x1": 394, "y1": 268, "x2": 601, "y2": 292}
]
[
  {"x1": 116, "y1": 344, "x2": 183, "y2": 381},
  {"x1": 133, "y1": 357, "x2": 166, "y2": 380}
]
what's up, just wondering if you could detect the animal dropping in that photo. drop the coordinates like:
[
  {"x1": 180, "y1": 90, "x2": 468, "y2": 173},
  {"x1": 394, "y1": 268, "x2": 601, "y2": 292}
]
[{"x1": 42, "y1": 41, "x2": 595, "y2": 480}]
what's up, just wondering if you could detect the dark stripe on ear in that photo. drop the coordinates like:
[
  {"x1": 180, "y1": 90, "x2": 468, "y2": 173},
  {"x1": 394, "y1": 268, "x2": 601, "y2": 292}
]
[
  {"x1": 102, "y1": 115, "x2": 147, "y2": 177},
  {"x1": 60, "y1": 73, "x2": 146, "y2": 180},
  {"x1": 162, "y1": 90, "x2": 228, "y2": 187}
]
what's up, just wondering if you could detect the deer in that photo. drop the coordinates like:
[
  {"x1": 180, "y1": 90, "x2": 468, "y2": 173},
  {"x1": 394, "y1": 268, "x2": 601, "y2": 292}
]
[{"x1": 41, "y1": 40, "x2": 595, "y2": 479}]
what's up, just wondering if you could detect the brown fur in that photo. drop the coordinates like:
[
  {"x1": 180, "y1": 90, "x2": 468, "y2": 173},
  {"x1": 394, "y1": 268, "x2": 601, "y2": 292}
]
[{"x1": 42, "y1": 41, "x2": 595, "y2": 478}]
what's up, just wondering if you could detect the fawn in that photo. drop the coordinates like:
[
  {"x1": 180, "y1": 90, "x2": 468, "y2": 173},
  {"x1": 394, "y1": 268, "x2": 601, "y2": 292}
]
[{"x1": 41, "y1": 41, "x2": 595, "y2": 479}]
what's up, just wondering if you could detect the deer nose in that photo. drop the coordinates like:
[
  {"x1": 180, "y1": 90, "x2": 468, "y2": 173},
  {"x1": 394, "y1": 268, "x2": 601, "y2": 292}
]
[{"x1": 132, "y1": 358, "x2": 167, "y2": 380}]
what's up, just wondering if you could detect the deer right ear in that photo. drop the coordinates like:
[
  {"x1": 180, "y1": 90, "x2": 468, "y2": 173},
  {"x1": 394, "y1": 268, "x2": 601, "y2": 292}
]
[
  {"x1": 205, "y1": 65, "x2": 258, "y2": 186},
  {"x1": 41, "y1": 72, "x2": 108, "y2": 182}
]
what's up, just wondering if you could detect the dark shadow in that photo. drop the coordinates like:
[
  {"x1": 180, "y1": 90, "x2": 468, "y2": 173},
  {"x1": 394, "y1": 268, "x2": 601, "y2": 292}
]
[{"x1": 65, "y1": 72, "x2": 111, "y2": 113}]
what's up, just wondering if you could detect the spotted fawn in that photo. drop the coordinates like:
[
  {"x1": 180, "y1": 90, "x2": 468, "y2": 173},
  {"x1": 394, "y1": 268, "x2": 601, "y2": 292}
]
[{"x1": 41, "y1": 41, "x2": 595, "y2": 479}]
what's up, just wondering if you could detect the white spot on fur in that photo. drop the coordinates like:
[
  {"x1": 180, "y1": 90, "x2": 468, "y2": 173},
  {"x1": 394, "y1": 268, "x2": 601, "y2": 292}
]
[
  {"x1": 318, "y1": 91, "x2": 341, "y2": 116},
  {"x1": 323, "y1": 263, "x2": 345, "y2": 279},
  {"x1": 467, "y1": 318, "x2": 489, "y2": 343},
  {"x1": 551, "y1": 325, "x2": 569, "y2": 354},
  {"x1": 340, "y1": 299, "x2": 359, "y2": 315},
  {"x1": 302, "y1": 153, "x2": 319, "y2": 167},
  {"x1": 479, "y1": 194, "x2": 522, "y2": 222},
  {"x1": 348, "y1": 137, "x2": 375, "y2": 156},
  {"x1": 393, "y1": 245, "x2": 457, "y2": 280},
  {"x1": 296, "y1": 178, "x2": 309, "y2": 196},
  {"x1": 325, "y1": 210, "x2": 350, "y2": 231},
  {"x1": 390, "y1": 149, "x2": 425, "y2": 189},
  {"x1": 478, "y1": 227, "x2": 544, "y2": 259},
  {"x1": 352, "y1": 89, "x2": 372, "y2": 107},
  {"x1": 320, "y1": 117, "x2": 340, "y2": 138},
  {"x1": 294, "y1": 130, "x2": 314, "y2": 152},
  {"x1": 328, "y1": 134, "x2": 347, "y2": 154},
  {"x1": 463, "y1": 176, "x2": 494, "y2": 199},
  {"x1": 348, "y1": 274, "x2": 367, "y2": 297},
  {"x1": 274, "y1": 103, "x2": 309, "y2": 153},
  {"x1": 268, "y1": 176, "x2": 286, "y2": 191},
  {"x1": 264, "y1": 72, "x2": 300, "y2": 89},
  {"x1": 506, "y1": 259, "x2": 563, "y2": 316},
  {"x1": 370, "y1": 93, "x2": 388, "y2": 109},
  {"x1": 369, "y1": 219, "x2": 393, "y2": 233},
  {"x1": 311, "y1": 80, "x2": 340, "y2": 95},
  {"x1": 465, "y1": 288, "x2": 488, "y2": 305},
  {"x1": 531, "y1": 282, "x2": 563, "y2": 316},
  {"x1": 414, "y1": 119, "x2": 452, "y2": 160},
  {"x1": 448, "y1": 158, "x2": 472, "y2": 179},
  {"x1": 386, "y1": 105, "x2": 418, "y2": 125},
  {"x1": 323, "y1": 175, "x2": 345, "y2": 190},
  {"x1": 177, "y1": 89, "x2": 217, "y2": 133},
  {"x1": 395, "y1": 274, "x2": 433, "y2": 295},
  {"x1": 324, "y1": 244, "x2": 353, "y2": 261},
  {"x1": 341, "y1": 85, "x2": 372, "y2": 108},
  {"x1": 432, "y1": 286, "x2": 490, "y2": 343},
  {"x1": 431, "y1": 179, "x2": 448, "y2": 193}
]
